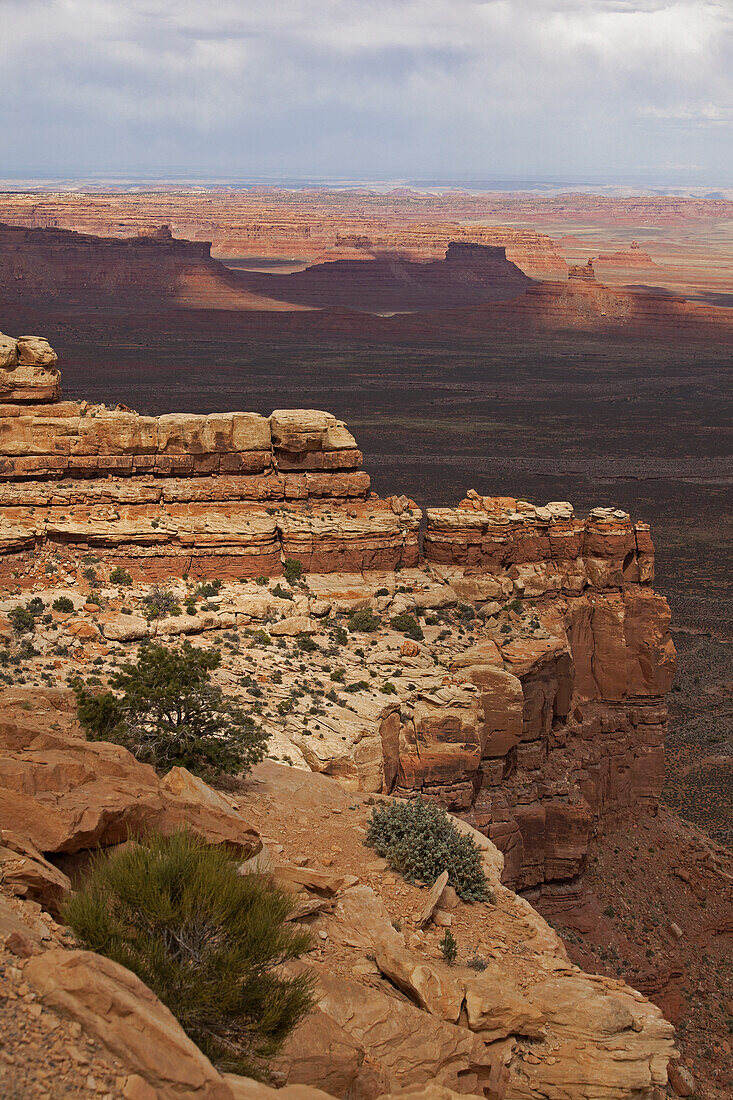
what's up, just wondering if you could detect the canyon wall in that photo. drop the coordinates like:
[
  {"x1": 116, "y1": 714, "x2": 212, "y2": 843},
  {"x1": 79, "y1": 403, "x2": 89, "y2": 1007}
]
[
  {"x1": 0, "y1": 332, "x2": 675, "y2": 893},
  {"x1": 0, "y1": 223, "x2": 300, "y2": 310},
  {"x1": 0, "y1": 329, "x2": 419, "y2": 578}
]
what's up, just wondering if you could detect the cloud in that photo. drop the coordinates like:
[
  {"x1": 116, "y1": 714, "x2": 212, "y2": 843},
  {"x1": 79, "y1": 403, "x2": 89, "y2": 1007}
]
[{"x1": 0, "y1": 0, "x2": 730, "y2": 179}]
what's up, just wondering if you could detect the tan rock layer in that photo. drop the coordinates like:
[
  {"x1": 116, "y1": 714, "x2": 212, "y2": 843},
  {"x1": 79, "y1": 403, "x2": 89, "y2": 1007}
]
[{"x1": 425, "y1": 499, "x2": 654, "y2": 586}]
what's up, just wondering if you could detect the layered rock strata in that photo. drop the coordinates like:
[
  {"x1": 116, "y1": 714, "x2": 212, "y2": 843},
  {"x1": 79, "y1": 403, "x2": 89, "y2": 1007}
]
[
  {"x1": 0, "y1": 333, "x2": 675, "y2": 893},
  {"x1": 0, "y1": 337, "x2": 419, "y2": 577}
]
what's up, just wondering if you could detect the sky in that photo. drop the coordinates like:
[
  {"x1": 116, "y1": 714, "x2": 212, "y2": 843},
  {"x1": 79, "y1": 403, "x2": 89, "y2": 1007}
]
[{"x1": 1, "y1": 0, "x2": 731, "y2": 184}]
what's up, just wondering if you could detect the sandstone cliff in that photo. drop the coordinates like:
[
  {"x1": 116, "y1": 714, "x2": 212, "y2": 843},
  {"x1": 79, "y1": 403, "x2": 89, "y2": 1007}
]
[
  {"x1": 0, "y1": 223, "x2": 305, "y2": 311},
  {"x1": 0, "y1": 328, "x2": 703, "y2": 1098},
  {"x1": 0, "y1": 333, "x2": 676, "y2": 898}
]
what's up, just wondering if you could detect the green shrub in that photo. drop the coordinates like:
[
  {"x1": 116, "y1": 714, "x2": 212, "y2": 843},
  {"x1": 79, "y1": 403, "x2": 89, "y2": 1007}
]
[
  {"x1": 142, "y1": 587, "x2": 181, "y2": 621},
  {"x1": 283, "y1": 558, "x2": 302, "y2": 586},
  {"x1": 52, "y1": 596, "x2": 75, "y2": 613},
  {"x1": 195, "y1": 580, "x2": 223, "y2": 600},
  {"x1": 271, "y1": 584, "x2": 293, "y2": 601},
  {"x1": 82, "y1": 566, "x2": 97, "y2": 584},
  {"x1": 9, "y1": 606, "x2": 35, "y2": 634},
  {"x1": 366, "y1": 797, "x2": 490, "y2": 902},
  {"x1": 110, "y1": 566, "x2": 133, "y2": 586},
  {"x1": 347, "y1": 608, "x2": 380, "y2": 633},
  {"x1": 64, "y1": 831, "x2": 314, "y2": 1078},
  {"x1": 296, "y1": 634, "x2": 318, "y2": 652},
  {"x1": 440, "y1": 929, "x2": 457, "y2": 965},
  {"x1": 27, "y1": 596, "x2": 45, "y2": 615},
  {"x1": 390, "y1": 613, "x2": 424, "y2": 641},
  {"x1": 74, "y1": 641, "x2": 268, "y2": 779}
]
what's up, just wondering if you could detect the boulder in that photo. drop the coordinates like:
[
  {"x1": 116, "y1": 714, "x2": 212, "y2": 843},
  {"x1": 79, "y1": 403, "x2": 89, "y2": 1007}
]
[
  {"x1": 463, "y1": 966, "x2": 546, "y2": 1041},
  {"x1": 270, "y1": 615, "x2": 317, "y2": 637},
  {"x1": 374, "y1": 940, "x2": 464, "y2": 1022},
  {"x1": 17, "y1": 335, "x2": 59, "y2": 367},
  {"x1": 270, "y1": 410, "x2": 357, "y2": 454},
  {"x1": 98, "y1": 612, "x2": 151, "y2": 641},
  {"x1": 0, "y1": 332, "x2": 18, "y2": 369},
  {"x1": 417, "y1": 870, "x2": 449, "y2": 927},
  {"x1": 25, "y1": 949, "x2": 234, "y2": 1099},
  {"x1": 0, "y1": 829, "x2": 71, "y2": 914},
  {"x1": 0, "y1": 715, "x2": 261, "y2": 857}
]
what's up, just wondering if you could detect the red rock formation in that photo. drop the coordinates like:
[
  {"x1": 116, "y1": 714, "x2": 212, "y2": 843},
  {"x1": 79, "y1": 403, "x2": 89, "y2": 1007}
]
[
  {"x1": 0, "y1": 334, "x2": 677, "y2": 894},
  {"x1": 420, "y1": 495, "x2": 674, "y2": 888},
  {"x1": 596, "y1": 241, "x2": 655, "y2": 265},
  {"x1": 0, "y1": 223, "x2": 304, "y2": 311},
  {"x1": 236, "y1": 242, "x2": 534, "y2": 310},
  {"x1": 568, "y1": 259, "x2": 596, "y2": 282},
  {"x1": 0, "y1": 333, "x2": 419, "y2": 578}
]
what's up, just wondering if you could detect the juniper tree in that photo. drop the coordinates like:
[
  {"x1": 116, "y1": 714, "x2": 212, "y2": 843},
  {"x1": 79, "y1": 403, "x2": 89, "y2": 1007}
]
[{"x1": 74, "y1": 640, "x2": 268, "y2": 779}]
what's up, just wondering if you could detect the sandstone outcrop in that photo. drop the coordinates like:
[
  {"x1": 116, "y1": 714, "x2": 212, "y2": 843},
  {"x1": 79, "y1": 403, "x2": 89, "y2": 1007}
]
[
  {"x1": 568, "y1": 260, "x2": 596, "y2": 282},
  {"x1": 0, "y1": 336, "x2": 677, "y2": 894},
  {"x1": 0, "y1": 732, "x2": 677, "y2": 1100},
  {"x1": 0, "y1": 691, "x2": 261, "y2": 860},
  {"x1": 0, "y1": 330, "x2": 60, "y2": 402},
  {"x1": 0, "y1": 339, "x2": 419, "y2": 578}
]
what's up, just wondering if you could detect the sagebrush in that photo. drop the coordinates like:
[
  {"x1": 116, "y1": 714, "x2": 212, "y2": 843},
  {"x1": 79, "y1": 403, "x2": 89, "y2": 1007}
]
[
  {"x1": 64, "y1": 831, "x2": 314, "y2": 1077},
  {"x1": 366, "y1": 796, "x2": 490, "y2": 902}
]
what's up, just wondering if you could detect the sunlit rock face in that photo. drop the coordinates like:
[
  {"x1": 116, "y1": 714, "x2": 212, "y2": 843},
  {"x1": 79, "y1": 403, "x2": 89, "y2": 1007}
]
[{"x1": 0, "y1": 332, "x2": 675, "y2": 891}]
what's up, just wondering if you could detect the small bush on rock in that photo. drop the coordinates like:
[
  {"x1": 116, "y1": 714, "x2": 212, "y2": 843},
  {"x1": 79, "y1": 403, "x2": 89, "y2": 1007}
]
[
  {"x1": 74, "y1": 641, "x2": 268, "y2": 779},
  {"x1": 440, "y1": 929, "x2": 458, "y2": 965},
  {"x1": 390, "y1": 613, "x2": 424, "y2": 641},
  {"x1": 366, "y1": 797, "x2": 489, "y2": 902},
  {"x1": 64, "y1": 831, "x2": 314, "y2": 1078},
  {"x1": 52, "y1": 596, "x2": 75, "y2": 613},
  {"x1": 142, "y1": 586, "x2": 181, "y2": 621},
  {"x1": 110, "y1": 566, "x2": 133, "y2": 586},
  {"x1": 348, "y1": 608, "x2": 380, "y2": 633},
  {"x1": 271, "y1": 584, "x2": 293, "y2": 601},
  {"x1": 283, "y1": 558, "x2": 302, "y2": 586},
  {"x1": 9, "y1": 606, "x2": 35, "y2": 634}
]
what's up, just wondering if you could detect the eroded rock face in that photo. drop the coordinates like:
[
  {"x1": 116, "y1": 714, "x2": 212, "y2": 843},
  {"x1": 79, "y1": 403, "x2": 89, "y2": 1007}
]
[
  {"x1": 0, "y1": 338, "x2": 420, "y2": 578},
  {"x1": 0, "y1": 331, "x2": 60, "y2": 402},
  {"x1": 0, "y1": 689, "x2": 678, "y2": 1099},
  {"x1": 0, "y1": 335, "x2": 676, "y2": 896},
  {"x1": 0, "y1": 695, "x2": 261, "y2": 859}
]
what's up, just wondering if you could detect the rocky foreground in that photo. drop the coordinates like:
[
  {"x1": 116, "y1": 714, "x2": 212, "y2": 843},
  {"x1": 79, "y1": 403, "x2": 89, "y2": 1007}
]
[
  {"x1": 0, "y1": 689, "x2": 676, "y2": 1100},
  {"x1": 0, "y1": 331, "x2": 728, "y2": 1098}
]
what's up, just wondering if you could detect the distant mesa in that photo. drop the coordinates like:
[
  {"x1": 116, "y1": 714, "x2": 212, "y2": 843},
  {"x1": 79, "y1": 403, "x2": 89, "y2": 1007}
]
[
  {"x1": 596, "y1": 241, "x2": 656, "y2": 265},
  {"x1": 0, "y1": 221, "x2": 729, "y2": 343},
  {"x1": 0, "y1": 221, "x2": 305, "y2": 312},
  {"x1": 234, "y1": 240, "x2": 535, "y2": 311},
  {"x1": 568, "y1": 258, "x2": 596, "y2": 282},
  {"x1": 136, "y1": 223, "x2": 173, "y2": 240}
]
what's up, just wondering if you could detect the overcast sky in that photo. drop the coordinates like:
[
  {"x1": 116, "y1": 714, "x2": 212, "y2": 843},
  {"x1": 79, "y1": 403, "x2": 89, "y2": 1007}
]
[{"x1": 1, "y1": 0, "x2": 730, "y2": 183}]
